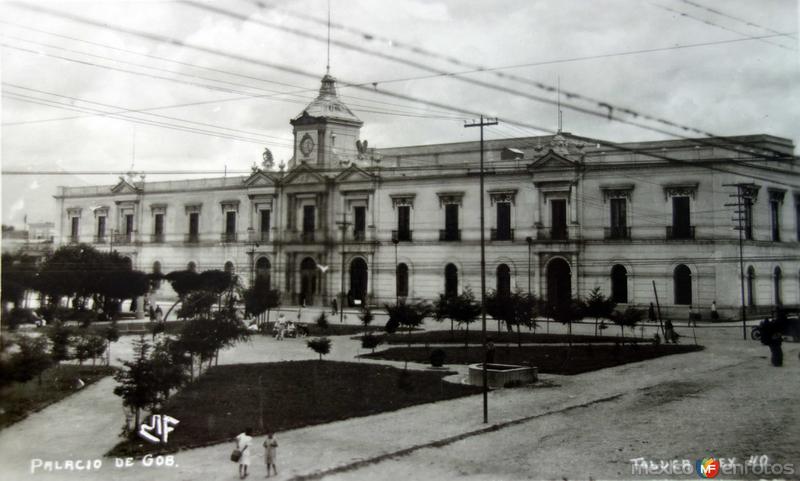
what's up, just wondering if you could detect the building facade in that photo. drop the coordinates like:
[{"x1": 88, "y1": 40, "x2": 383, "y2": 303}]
[{"x1": 55, "y1": 75, "x2": 800, "y2": 319}]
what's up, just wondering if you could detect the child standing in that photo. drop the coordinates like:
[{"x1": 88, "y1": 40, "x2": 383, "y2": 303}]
[{"x1": 263, "y1": 432, "x2": 278, "y2": 477}]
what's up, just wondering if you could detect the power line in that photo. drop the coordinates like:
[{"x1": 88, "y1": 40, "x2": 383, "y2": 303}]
[
  {"x1": 238, "y1": 0, "x2": 798, "y2": 162},
  {"x1": 6, "y1": 2, "x2": 799, "y2": 189},
  {"x1": 651, "y1": 1, "x2": 797, "y2": 52},
  {"x1": 677, "y1": 0, "x2": 797, "y2": 42}
]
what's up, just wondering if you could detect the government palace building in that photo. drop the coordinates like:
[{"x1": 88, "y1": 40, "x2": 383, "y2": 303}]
[{"x1": 55, "y1": 74, "x2": 800, "y2": 320}]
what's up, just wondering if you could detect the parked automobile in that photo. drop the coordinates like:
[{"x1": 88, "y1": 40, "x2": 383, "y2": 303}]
[{"x1": 751, "y1": 309, "x2": 800, "y2": 342}]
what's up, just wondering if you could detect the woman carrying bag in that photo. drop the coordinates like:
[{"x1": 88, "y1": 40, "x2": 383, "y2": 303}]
[{"x1": 233, "y1": 428, "x2": 253, "y2": 479}]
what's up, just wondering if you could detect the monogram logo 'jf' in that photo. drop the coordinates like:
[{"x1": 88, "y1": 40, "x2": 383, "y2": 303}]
[{"x1": 138, "y1": 415, "x2": 179, "y2": 444}]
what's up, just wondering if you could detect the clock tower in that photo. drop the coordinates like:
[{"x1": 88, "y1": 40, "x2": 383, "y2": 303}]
[{"x1": 290, "y1": 74, "x2": 363, "y2": 169}]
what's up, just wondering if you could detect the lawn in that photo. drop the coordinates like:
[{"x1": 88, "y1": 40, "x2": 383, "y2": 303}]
[
  {"x1": 0, "y1": 364, "x2": 115, "y2": 429},
  {"x1": 362, "y1": 344, "x2": 703, "y2": 375},
  {"x1": 109, "y1": 360, "x2": 482, "y2": 457},
  {"x1": 378, "y1": 330, "x2": 649, "y2": 345}
]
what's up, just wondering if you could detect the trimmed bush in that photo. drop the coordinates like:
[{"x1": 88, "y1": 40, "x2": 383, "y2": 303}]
[{"x1": 430, "y1": 348, "x2": 446, "y2": 367}]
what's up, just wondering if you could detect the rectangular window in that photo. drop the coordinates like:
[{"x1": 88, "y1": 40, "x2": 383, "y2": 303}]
[
  {"x1": 743, "y1": 197, "x2": 753, "y2": 240},
  {"x1": 770, "y1": 200, "x2": 781, "y2": 241},
  {"x1": 154, "y1": 214, "x2": 164, "y2": 236},
  {"x1": 353, "y1": 206, "x2": 366, "y2": 240},
  {"x1": 97, "y1": 216, "x2": 106, "y2": 239},
  {"x1": 671, "y1": 196, "x2": 691, "y2": 239},
  {"x1": 125, "y1": 214, "x2": 134, "y2": 235},
  {"x1": 551, "y1": 199, "x2": 567, "y2": 240},
  {"x1": 444, "y1": 203, "x2": 459, "y2": 241},
  {"x1": 302, "y1": 205, "x2": 315, "y2": 241},
  {"x1": 225, "y1": 211, "x2": 236, "y2": 234},
  {"x1": 397, "y1": 205, "x2": 411, "y2": 241},
  {"x1": 260, "y1": 210, "x2": 270, "y2": 241},
  {"x1": 70, "y1": 217, "x2": 79, "y2": 241},
  {"x1": 609, "y1": 198, "x2": 628, "y2": 239},
  {"x1": 189, "y1": 212, "x2": 199, "y2": 236},
  {"x1": 496, "y1": 202, "x2": 511, "y2": 240}
]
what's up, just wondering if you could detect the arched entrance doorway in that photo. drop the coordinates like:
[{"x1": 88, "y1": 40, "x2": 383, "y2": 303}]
[
  {"x1": 299, "y1": 257, "x2": 317, "y2": 306},
  {"x1": 611, "y1": 264, "x2": 628, "y2": 304},
  {"x1": 496, "y1": 264, "x2": 511, "y2": 298},
  {"x1": 546, "y1": 258, "x2": 571, "y2": 308},
  {"x1": 444, "y1": 263, "x2": 458, "y2": 298},
  {"x1": 255, "y1": 257, "x2": 271, "y2": 290},
  {"x1": 349, "y1": 258, "x2": 368, "y2": 307}
]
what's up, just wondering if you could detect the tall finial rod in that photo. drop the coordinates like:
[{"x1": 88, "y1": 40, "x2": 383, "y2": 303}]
[
  {"x1": 557, "y1": 75, "x2": 562, "y2": 133},
  {"x1": 326, "y1": 0, "x2": 331, "y2": 74}
]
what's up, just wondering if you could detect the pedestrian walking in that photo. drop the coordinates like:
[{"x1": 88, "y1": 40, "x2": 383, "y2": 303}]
[
  {"x1": 331, "y1": 298, "x2": 338, "y2": 316},
  {"x1": 155, "y1": 305, "x2": 163, "y2": 322},
  {"x1": 234, "y1": 428, "x2": 253, "y2": 479},
  {"x1": 688, "y1": 305, "x2": 695, "y2": 327},
  {"x1": 664, "y1": 319, "x2": 678, "y2": 344},
  {"x1": 263, "y1": 431, "x2": 278, "y2": 477},
  {"x1": 648, "y1": 302, "x2": 656, "y2": 324},
  {"x1": 710, "y1": 300, "x2": 719, "y2": 321},
  {"x1": 760, "y1": 315, "x2": 784, "y2": 367}
]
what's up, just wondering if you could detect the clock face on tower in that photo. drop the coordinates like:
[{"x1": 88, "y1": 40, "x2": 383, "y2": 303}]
[{"x1": 299, "y1": 134, "x2": 315, "y2": 157}]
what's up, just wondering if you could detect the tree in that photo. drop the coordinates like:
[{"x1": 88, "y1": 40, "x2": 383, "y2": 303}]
[
  {"x1": 163, "y1": 270, "x2": 202, "y2": 320},
  {"x1": 610, "y1": 307, "x2": 644, "y2": 343},
  {"x1": 359, "y1": 306, "x2": 374, "y2": 334},
  {"x1": 11, "y1": 336, "x2": 52, "y2": 386},
  {"x1": 433, "y1": 294, "x2": 455, "y2": 338},
  {"x1": 583, "y1": 287, "x2": 616, "y2": 337},
  {"x1": 361, "y1": 333, "x2": 383, "y2": 353},
  {"x1": 104, "y1": 321, "x2": 120, "y2": 366},
  {"x1": 548, "y1": 298, "x2": 585, "y2": 347},
  {"x1": 149, "y1": 339, "x2": 188, "y2": 402},
  {"x1": 490, "y1": 290, "x2": 540, "y2": 347},
  {"x1": 48, "y1": 322, "x2": 72, "y2": 363},
  {"x1": 306, "y1": 337, "x2": 331, "y2": 360},
  {"x1": 316, "y1": 311, "x2": 330, "y2": 331},
  {"x1": 1, "y1": 253, "x2": 37, "y2": 309},
  {"x1": 113, "y1": 337, "x2": 159, "y2": 429},
  {"x1": 385, "y1": 300, "x2": 431, "y2": 346},
  {"x1": 243, "y1": 278, "x2": 280, "y2": 325},
  {"x1": 449, "y1": 289, "x2": 481, "y2": 347},
  {"x1": 73, "y1": 333, "x2": 102, "y2": 366}
]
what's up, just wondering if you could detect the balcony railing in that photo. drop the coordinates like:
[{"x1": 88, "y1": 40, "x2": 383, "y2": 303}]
[
  {"x1": 151, "y1": 233, "x2": 165, "y2": 243},
  {"x1": 93, "y1": 235, "x2": 107, "y2": 244},
  {"x1": 221, "y1": 232, "x2": 238, "y2": 243},
  {"x1": 537, "y1": 228, "x2": 568, "y2": 241},
  {"x1": 185, "y1": 233, "x2": 200, "y2": 244},
  {"x1": 250, "y1": 231, "x2": 270, "y2": 243},
  {"x1": 604, "y1": 226, "x2": 631, "y2": 240},
  {"x1": 391, "y1": 229, "x2": 413, "y2": 242},
  {"x1": 666, "y1": 225, "x2": 695, "y2": 240},
  {"x1": 490, "y1": 228, "x2": 514, "y2": 241},
  {"x1": 439, "y1": 229, "x2": 461, "y2": 241},
  {"x1": 112, "y1": 232, "x2": 133, "y2": 244}
]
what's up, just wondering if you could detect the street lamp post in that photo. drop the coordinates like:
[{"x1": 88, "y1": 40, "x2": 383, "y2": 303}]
[
  {"x1": 525, "y1": 236, "x2": 533, "y2": 296},
  {"x1": 392, "y1": 237, "x2": 399, "y2": 303}
]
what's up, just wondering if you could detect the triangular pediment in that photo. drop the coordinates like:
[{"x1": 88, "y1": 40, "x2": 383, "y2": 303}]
[
  {"x1": 110, "y1": 177, "x2": 141, "y2": 194},
  {"x1": 527, "y1": 150, "x2": 578, "y2": 171},
  {"x1": 281, "y1": 162, "x2": 326, "y2": 185},
  {"x1": 243, "y1": 170, "x2": 276, "y2": 187},
  {"x1": 335, "y1": 164, "x2": 375, "y2": 183}
]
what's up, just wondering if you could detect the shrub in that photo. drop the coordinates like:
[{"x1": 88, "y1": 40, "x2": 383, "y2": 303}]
[
  {"x1": 361, "y1": 333, "x2": 383, "y2": 353},
  {"x1": 429, "y1": 348, "x2": 446, "y2": 367},
  {"x1": 307, "y1": 337, "x2": 331, "y2": 360},
  {"x1": 316, "y1": 312, "x2": 330, "y2": 330}
]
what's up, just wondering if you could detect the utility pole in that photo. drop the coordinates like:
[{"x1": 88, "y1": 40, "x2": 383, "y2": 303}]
[
  {"x1": 335, "y1": 212, "x2": 351, "y2": 324},
  {"x1": 465, "y1": 115, "x2": 498, "y2": 424},
  {"x1": 723, "y1": 182, "x2": 755, "y2": 341}
]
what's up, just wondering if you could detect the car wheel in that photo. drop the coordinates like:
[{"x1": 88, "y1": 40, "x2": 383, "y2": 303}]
[{"x1": 751, "y1": 327, "x2": 761, "y2": 341}]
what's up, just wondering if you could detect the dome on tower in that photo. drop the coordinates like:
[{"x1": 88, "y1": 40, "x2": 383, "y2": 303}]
[{"x1": 293, "y1": 74, "x2": 362, "y2": 125}]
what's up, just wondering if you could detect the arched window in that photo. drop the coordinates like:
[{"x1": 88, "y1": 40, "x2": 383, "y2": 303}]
[
  {"x1": 224, "y1": 261, "x2": 235, "y2": 275},
  {"x1": 611, "y1": 264, "x2": 628, "y2": 304},
  {"x1": 255, "y1": 257, "x2": 271, "y2": 290},
  {"x1": 187, "y1": 261, "x2": 197, "y2": 273},
  {"x1": 349, "y1": 258, "x2": 368, "y2": 306},
  {"x1": 674, "y1": 264, "x2": 692, "y2": 305},
  {"x1": 774, "y1": 266, "x2": 782, "y2": 306},
  {"x1": 496, "y1": 264, "x2": 511, "y2": 298},
  {"x1": 746, "y1": 266, "x2": 756, "y2": 307},
  {"x1": 546, "y1": 258, "x2": 571, "y2": 308},
  {"x1": 444, "y1": 263, "x2": 458, "y2": 298},
  {"x1": 396, "y1": 263, "x2": 409, "y2": 298}
]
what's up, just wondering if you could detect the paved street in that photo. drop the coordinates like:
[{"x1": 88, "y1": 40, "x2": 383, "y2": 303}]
[{"x1": 0, "y1": 319, "x2": 797, "y2": 481}]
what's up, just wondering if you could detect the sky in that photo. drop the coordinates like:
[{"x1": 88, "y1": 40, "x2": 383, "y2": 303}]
[{"x1": 1, "y1": 0, "x2": 798, "y2": 228}]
